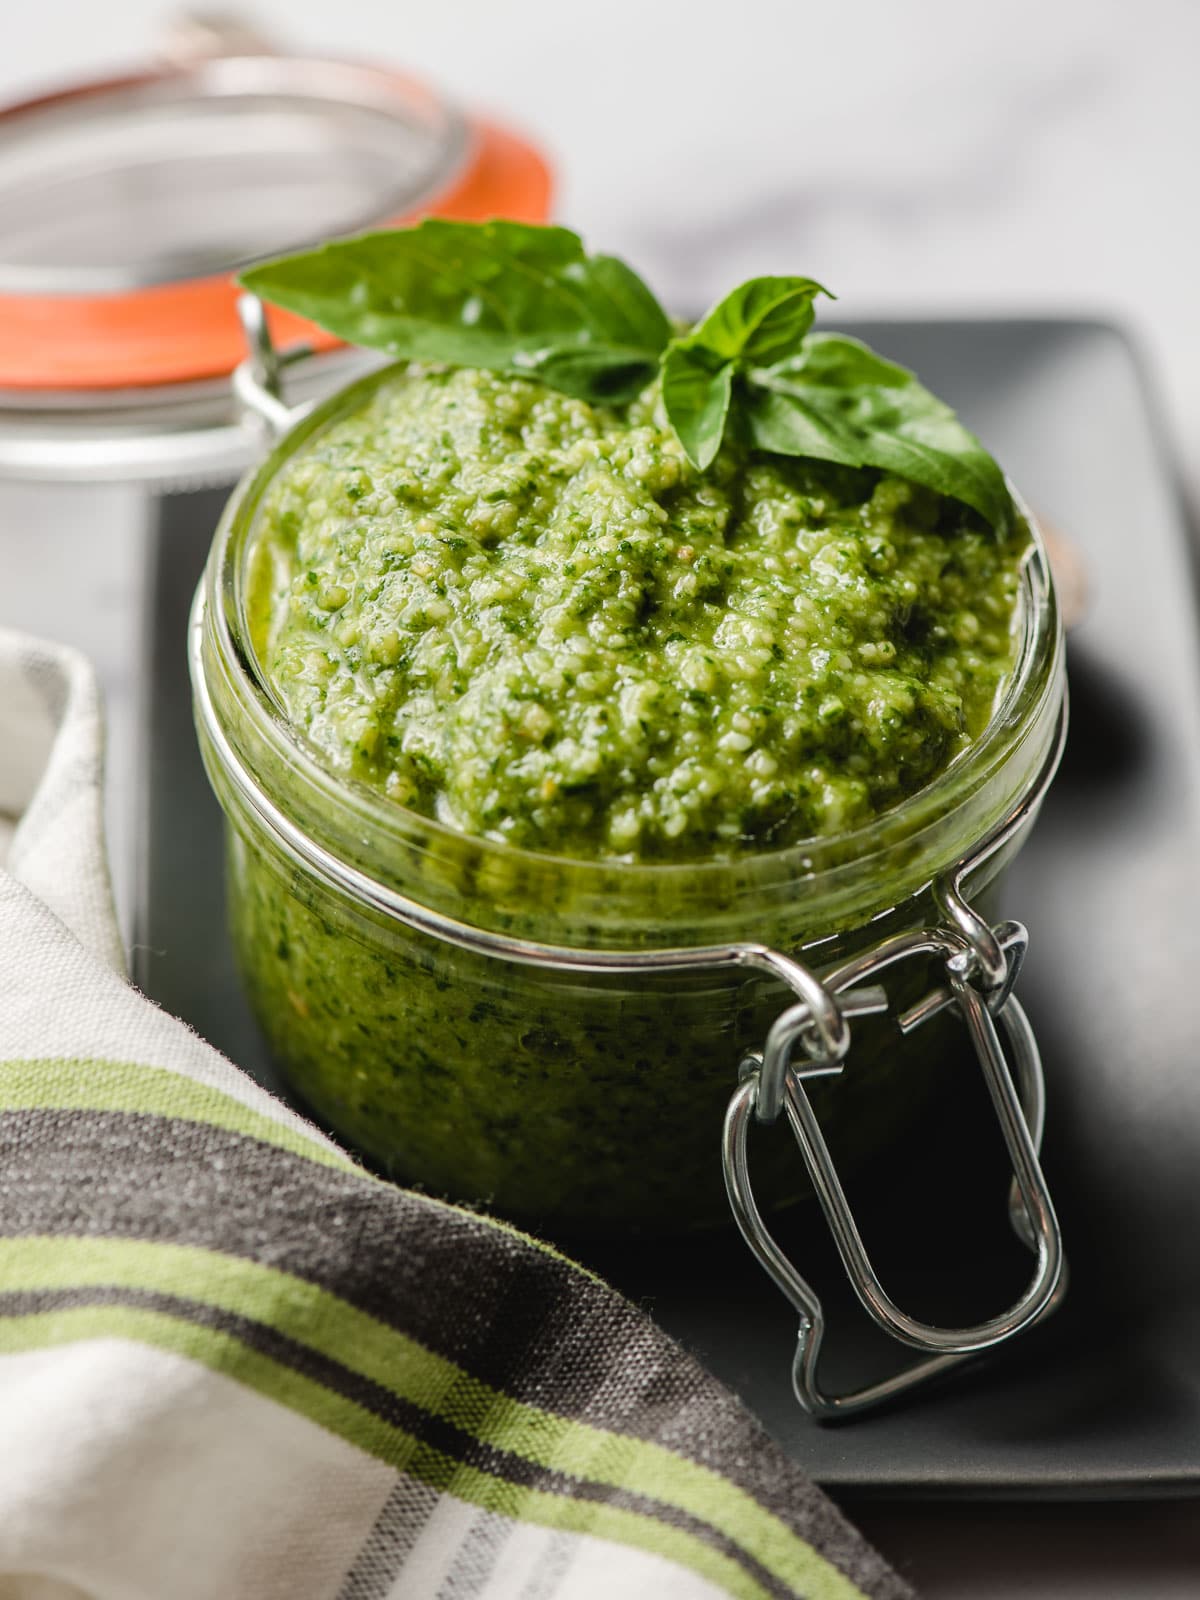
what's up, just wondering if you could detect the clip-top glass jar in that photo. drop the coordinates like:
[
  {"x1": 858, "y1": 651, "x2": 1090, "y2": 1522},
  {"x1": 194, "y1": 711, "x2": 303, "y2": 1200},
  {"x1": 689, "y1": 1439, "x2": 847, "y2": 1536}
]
[{"x1": 191, "y1": 353, "x2": 1066, "y2": 1246}]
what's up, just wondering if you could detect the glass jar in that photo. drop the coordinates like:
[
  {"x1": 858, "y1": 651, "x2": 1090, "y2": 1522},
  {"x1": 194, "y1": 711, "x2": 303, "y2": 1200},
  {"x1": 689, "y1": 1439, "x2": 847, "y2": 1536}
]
[{"x1": 190, "y1": 363, "x2": 1066, "y2": 1238}]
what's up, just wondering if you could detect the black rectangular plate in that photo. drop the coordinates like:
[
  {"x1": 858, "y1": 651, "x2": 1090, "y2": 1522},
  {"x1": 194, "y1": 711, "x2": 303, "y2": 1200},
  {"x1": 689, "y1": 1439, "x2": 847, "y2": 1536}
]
[{"x1": 136, "y1": 319, "x2": 1200, "y2": 1495}]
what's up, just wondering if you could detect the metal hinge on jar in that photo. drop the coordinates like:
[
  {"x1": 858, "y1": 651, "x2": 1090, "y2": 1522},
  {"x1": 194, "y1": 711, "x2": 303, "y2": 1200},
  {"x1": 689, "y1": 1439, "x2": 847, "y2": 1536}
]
[{"x1": 723, "y1": 875, "x2": 1067, "y2": 1421}]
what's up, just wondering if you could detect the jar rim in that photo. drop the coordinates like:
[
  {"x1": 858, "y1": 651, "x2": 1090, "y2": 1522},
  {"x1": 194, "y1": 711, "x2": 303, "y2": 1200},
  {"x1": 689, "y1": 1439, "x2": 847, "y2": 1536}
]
[{"x1": 196, "y1": 361, "x2": 1065, "y2": 940}]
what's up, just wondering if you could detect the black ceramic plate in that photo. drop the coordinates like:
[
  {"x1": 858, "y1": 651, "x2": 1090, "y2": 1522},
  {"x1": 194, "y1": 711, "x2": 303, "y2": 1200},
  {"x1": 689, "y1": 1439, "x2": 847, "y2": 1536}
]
[{"x1": 136, "y1": 320, "x2": 1200, "y2": 1495}]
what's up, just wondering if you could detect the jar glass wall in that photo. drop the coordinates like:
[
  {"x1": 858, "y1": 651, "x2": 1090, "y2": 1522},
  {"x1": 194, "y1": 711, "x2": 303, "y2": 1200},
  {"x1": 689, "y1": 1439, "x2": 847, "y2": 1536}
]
[{"x1": 191, "y1": 368, "x2": 1065, "y2": 1234}]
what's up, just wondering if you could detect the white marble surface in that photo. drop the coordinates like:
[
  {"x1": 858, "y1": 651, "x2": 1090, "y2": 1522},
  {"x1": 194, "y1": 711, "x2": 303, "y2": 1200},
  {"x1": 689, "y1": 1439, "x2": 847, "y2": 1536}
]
[
  {"x1": 3, "y1": 6, "x2": 1200, "y2": 1594},
  {"x1": 4, "y1": 0, "x2": 1200, "y2": 508}
]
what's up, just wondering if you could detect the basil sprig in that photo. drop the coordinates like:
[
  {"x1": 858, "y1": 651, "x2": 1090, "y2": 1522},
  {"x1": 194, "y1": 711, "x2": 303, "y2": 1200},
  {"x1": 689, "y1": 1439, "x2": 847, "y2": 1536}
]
[{"x1": 241, "y1": 221, "x2": 1013, "y2": 536}]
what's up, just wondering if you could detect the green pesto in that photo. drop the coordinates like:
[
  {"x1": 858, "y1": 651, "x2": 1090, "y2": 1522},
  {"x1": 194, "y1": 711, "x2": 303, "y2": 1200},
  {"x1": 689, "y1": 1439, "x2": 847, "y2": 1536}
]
[
  {"x1": 227, "y1": 362, "x2": 1030, "y2": 1228},
  {"x1": 227, "y1": 819, "x2": 971, "y2": 1229},
  {"x1": 250, "y1": 366, "x2": 1027, "y2": 863}
]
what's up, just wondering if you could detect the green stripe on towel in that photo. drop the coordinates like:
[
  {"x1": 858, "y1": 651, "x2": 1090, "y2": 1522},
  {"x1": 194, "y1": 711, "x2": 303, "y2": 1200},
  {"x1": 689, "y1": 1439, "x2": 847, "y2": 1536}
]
[
  {"x1": 0, "y1": 1057, "x2": 358, "y2": 1172},
  {"x1": 0, "y1": 1236, "x2": 867, "y2": 1600},
  {"x1": 0, "y1": 1303, "x2": 795, "y2": 1600}
]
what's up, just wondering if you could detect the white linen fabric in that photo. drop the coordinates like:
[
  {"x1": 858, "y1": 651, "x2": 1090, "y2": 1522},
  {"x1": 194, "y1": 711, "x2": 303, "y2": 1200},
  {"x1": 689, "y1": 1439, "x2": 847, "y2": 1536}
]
[{"x1": 0, "y1": 626, "x2": 912, "y2": 1600}]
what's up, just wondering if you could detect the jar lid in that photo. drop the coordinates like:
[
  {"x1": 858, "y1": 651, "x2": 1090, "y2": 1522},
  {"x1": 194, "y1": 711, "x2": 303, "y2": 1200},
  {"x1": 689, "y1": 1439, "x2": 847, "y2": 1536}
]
[{"x1": 0, "y1": 21, "x2": 552, "y2": 481}]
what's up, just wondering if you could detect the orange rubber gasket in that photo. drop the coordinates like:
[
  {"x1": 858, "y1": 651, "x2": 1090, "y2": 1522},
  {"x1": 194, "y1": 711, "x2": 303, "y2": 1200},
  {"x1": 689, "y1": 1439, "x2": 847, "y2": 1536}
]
[{"x1": 0, "y1": 118, "x2": 553, "y2": 391}]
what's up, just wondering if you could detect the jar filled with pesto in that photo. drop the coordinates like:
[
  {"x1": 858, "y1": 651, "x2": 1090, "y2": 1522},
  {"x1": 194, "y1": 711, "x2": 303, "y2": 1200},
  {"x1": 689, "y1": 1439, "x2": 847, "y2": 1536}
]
[{"x1": 192, "y1": 328, "x2": 1064, "y2": 1235}]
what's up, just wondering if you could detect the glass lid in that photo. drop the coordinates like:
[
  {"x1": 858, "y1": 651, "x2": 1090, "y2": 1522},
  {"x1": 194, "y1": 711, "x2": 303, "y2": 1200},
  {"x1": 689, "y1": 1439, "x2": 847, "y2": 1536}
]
[
  {"x1": 0, "y1": 20, "x2": 553, "y2": 482},
  {"x1": 0, "y1": 54, "x2": 471, "y2": 296}
]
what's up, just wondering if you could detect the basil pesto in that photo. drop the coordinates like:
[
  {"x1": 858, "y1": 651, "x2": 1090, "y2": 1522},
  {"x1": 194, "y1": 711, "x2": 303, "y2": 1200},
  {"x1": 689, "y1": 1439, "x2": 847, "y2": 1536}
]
[
  {"x1": 202, "y1": 224, "x2": 1053, "y2": 1229},
  {"x1": 250, "y1": 365, "x2": 1027, "y2": 863}
]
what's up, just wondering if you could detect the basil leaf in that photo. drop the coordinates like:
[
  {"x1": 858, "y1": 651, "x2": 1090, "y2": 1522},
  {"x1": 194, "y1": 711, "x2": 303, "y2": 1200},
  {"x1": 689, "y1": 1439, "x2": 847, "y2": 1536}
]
[
  {"x1": 660, "y1": 344, "x2": 734, "y2": 472},
  {"x1": 745, "y1": 334, "x2": 1015, "y2": 535},
  {"x1": 661, "y1": 276, "x2": 831, "y2": 469},
  {"x1": 243, "y1": 228, "x2": 1009, "y2": 533},
  {"x1": 689, "y1": 275, "x2": 831, "y2": 365},
  {"x1": 239, "y1": 219, "x2": 672, "y2": 405}
]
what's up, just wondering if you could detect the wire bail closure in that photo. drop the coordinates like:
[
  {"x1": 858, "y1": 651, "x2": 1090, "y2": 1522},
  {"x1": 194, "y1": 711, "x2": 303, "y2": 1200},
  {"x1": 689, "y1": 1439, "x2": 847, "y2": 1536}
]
[{"x1": 722, "y1": 888, "x2": 1066, "y2": 1420}]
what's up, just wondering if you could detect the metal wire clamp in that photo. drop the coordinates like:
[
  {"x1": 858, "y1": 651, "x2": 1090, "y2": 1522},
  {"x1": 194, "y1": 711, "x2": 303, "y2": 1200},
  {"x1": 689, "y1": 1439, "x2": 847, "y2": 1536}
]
[
  {"x1": 722, "y1": 900, "x2": 1067, "y2": 1420},
  {"x1": 233, "y1": 295, "x2": 318, "y2": 439}
]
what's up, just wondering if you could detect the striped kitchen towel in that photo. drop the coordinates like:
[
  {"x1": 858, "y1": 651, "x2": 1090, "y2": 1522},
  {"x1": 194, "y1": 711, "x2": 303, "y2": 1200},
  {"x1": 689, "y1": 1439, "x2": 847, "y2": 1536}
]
[{"x1": 0, "y1": 626, "x2": 913, "y2": 1600}]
